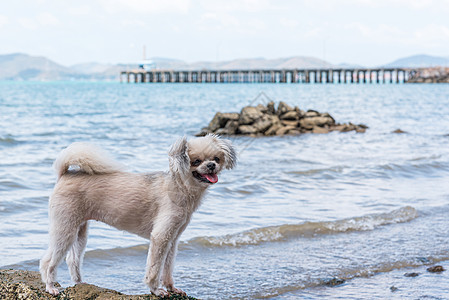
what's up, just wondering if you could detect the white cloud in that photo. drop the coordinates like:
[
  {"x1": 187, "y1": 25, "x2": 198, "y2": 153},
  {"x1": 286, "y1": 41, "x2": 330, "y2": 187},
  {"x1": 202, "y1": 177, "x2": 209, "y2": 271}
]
[
  {"x1": 98, "y1": 0, "x2": 191, "y2": 14},
  {"x1": 304, "y1": 26, "x2": 324, "y2": 38},
  {"x1": 413, "y1": 24, "x2": 449, "y2": 45},
  {"x1": 280, "y1": 18, "x2": 298, "y2": 28},
  {"x1": 120, "y1": 19, "x2": 146, "y2": 27},
  {"x1": 18, "y1": 17, "x2": 38, "y2": 30},
  {"x1": 37, "y1": 12, "x2": 60, "y2": 26},
  {"x1": 197, "y1": 12, "x2": 240, "y2": 31},
  {"x1": 69, "y1": 5, "x2": 92, "y2": 16},
  {"x1": 199, "y1": 0, "x2": 274, "y2": 13},
  {"x1": 0, "y1": 15, "x2": 8, "y2": 28},
  {"x1": 344, "y1": 22, "x2": 404, "y2": 41},
  {"x1": 304, "y1": 0, "x2": 447, "y2": 10},
  {"x1": 343, "y1": 22, "x2": 449, "y2": 49}
]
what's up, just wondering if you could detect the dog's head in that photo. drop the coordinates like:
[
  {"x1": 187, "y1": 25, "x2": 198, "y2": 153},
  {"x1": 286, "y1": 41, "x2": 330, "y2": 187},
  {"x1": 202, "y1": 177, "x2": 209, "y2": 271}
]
[{"x1": 168, "y1": 134, "x2": 236, "y2": 186}]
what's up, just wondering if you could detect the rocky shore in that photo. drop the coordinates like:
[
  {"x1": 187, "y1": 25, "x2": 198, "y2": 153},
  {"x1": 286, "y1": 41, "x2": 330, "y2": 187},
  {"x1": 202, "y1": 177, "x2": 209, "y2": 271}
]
[
  {"x1": 407, "y1": 67, "x2": 449, "y2": 83},
  {"x1": 196, "y1": 101, "x2": 367, "y2": 137},
  {"x1": 0, "y1": 269, "x2": 196, "y2": 300}
]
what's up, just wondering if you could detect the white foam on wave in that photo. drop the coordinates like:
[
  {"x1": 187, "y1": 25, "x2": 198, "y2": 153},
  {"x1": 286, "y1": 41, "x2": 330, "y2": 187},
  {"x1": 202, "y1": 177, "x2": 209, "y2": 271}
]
[{"x1": 183, "y1": 206, "x2": 418, "y2": 248}]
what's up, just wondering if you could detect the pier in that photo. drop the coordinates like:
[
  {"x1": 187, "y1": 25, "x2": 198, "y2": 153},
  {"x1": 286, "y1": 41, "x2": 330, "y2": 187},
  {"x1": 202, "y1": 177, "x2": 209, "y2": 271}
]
[{"x1": 120, "y1": 68, "x2": 416, "y2": 84}]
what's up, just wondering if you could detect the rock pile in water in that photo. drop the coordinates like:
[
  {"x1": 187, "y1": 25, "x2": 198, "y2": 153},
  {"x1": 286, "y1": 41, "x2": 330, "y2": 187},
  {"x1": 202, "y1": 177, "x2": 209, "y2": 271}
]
[
  {"x1": 407, "y1": 67, "x2": 449, "y2": 83},
  {"x1": 196, "y1": 101, "x2": 367, "y2": 137}
]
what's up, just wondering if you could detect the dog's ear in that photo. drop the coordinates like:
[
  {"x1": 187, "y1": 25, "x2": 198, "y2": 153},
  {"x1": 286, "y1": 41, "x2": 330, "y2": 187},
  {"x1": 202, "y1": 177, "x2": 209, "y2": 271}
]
[
  {"x1": 208, "y1": 134, "x2": 237, "y2": 170},
  {"x1": 168, "y1": 136, "x2": 190, "y2": 175},
  {"x1": 221, "y1": 138, "x2": 237, "y2": 170}
]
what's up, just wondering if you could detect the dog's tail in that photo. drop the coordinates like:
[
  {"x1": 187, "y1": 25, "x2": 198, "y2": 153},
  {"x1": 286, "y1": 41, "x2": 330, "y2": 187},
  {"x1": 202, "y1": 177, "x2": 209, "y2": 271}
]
[{"x1": 53, "y1": 142, "x2": 124, "y2": 180}]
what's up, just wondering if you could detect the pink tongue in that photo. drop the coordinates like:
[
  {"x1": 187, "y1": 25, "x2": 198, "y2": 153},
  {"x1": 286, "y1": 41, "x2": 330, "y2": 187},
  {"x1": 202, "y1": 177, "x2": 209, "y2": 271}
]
[{"x1": 204, "y1": 174, "x2": 218, "y2": 183}]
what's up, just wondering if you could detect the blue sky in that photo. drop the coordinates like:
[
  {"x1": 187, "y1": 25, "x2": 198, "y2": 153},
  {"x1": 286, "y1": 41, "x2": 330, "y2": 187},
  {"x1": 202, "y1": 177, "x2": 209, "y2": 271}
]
[{"x1": 1, "y1": 0, "x2": 448, "y2": 67}]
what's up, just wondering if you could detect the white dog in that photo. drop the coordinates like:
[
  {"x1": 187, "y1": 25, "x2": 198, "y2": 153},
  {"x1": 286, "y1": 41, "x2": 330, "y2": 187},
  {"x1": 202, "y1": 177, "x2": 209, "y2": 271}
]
[{"x1": 39, "y1": 134, "x2": 236, "y2": 296}]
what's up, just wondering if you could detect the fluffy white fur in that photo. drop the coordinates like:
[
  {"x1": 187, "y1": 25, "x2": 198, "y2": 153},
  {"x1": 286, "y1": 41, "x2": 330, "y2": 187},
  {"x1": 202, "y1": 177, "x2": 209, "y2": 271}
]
[{"x1": 39, "y1": 134, "x2": 236, "y2": 296}]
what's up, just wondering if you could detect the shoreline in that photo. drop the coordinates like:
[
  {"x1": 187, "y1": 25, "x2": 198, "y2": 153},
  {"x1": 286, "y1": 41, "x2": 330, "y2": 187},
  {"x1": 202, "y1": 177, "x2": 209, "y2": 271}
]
[
  {"x1": 2, "y1": 262, "x2": 446, "y2": 299},
  {"x1": 0, "y1": 269, "x2": 197, "y2": 300}
]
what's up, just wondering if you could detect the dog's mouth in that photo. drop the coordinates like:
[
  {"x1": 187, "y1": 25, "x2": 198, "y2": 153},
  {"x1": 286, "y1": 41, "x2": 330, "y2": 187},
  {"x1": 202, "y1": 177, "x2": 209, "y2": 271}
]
[{"x1": 192, "y1": 171, "x2": 218, "y2": 184}]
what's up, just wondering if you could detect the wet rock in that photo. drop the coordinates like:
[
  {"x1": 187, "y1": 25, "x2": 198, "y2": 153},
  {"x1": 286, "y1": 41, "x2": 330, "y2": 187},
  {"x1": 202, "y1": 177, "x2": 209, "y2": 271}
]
[
  {"x1": 427, "y1": 265, "x2": 445, "y2": 273},
  {"x1": 256, "y1": 103, "x2": 268, "y2": 114},
  {"x1": 404, "y1": 272, "x2": 420, "y2": 277},
  {"x1": 323, "y1": 277, "x2": 345, "y2": 287},
  {"x1": 280, "y1": 111, "x2": 299, "y2": 121},
  {"x1": 313, "y1": 116, "x2": 334, "y2": 127},
  {"x1": 276, "y1": 125, "x2": 296, "y2": 136},
  {"x1": 305, "y1": 110, "x2": 320, "y2": 117},
  {"x1": 209, "y1": 112, "x2": 240, "y2": 132},
  {"x1": 195, "y1": 127, "x2": 211, "y2": 137},
  {"x1": 340, "y1": 124, "x2": 357, "y2": 132},
  {"x1": 281, "y1": 120, "x2": 299, "y2": 127},
  {"x1": 264, "y1": 123, "x2": 282, "y2": 136},
  {"x1": 223, "y1": 120, "x2": 239, "y2": 135},
  {"x1": 392, "y1": 128, "x2": 407, "y2": 134},
  {"x1": 288, "y1": 129, "x2": 302, "y2": 135},
  {"x1": 277, "y1": 101, "x2": 293, "y2": 115},
  {"x1": 208, "y1": 113, "x2": 223, "y2": 132},
  {"x1": 239, "y1": 106, "x2": 264, "y2": 125},
  {"x1": 299, "y1": 118, "x2": 315, "y2": 130},
  {"x1": 238, "y1": 125, "x2": 258, "y2": 135},
  {"x1": 207, "y1": 112, "x2": 239, "y2": 132},
  {"x1": 406, "y1": 67, "x2": 449, "y2": 83},
  {"x1": 253, "y1": 116, "x2": 273, "y2": 133},
  {"x1": 266, "y1": 101, "x2": 276, "y2": 114},
  {"x1": 0, "y1": 269, "x2": 197, "y2": 300},
  {"x1": 312, "y1": 126, "x2": 329, "y2": 134},
  {"x1": 390, "y1": 286, "x2": 399, "y2": 292},
  {"x1": 215, "y1": 128, "x2": 229, "y2": 135}
]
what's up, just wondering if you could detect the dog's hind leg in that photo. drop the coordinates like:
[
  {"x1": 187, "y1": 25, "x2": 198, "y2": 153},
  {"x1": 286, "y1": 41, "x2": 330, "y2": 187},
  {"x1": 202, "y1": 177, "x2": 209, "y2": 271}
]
[
  {"x1": 40, "y1": 217, "x2": 80, "y2": 295},
  {"x1": 66, "y1": 221, "x2": 88, "y2": 284}
]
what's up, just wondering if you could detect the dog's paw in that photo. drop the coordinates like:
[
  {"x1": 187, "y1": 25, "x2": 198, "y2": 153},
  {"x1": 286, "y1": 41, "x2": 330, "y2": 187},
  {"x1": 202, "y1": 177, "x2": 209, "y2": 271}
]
[
  {"x1": 151, "y1": 288, "x2": 169, "y2": 297},
  {"x1": 45, "y1": 283, "x2": 60, "y2": 296},
  {"x1": 168, "y1": 286, "x2": 187, "y2": 296}
]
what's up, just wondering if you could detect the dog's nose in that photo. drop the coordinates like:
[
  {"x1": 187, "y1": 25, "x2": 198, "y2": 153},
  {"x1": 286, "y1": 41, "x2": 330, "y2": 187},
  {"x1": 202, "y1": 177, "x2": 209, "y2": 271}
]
[{"x1": 207, "y1": 162, "x2": 216, "y2": 170}]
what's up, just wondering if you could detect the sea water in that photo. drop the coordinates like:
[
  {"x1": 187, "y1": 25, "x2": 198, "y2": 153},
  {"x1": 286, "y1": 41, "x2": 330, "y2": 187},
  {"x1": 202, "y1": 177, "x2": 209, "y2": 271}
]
[{"x1": 1, "y1": 81, "x2": 449, "y2": 299}]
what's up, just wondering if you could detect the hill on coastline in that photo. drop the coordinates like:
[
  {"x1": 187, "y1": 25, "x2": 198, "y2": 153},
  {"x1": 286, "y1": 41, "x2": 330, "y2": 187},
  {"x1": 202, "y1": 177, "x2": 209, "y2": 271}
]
[
  {"x1": 382, "y1": 54, "x2": 449, "y2": 68},
  {"x1": 0, "y1": 53, "x2": 448, "y2": 81},
  {"x1": 0, "y1": 53, "x2": 77, "y2": 80}
]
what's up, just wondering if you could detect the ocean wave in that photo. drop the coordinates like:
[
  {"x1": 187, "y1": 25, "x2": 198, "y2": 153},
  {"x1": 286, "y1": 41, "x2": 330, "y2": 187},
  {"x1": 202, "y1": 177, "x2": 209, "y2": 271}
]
[
  {"x1": 0, "y1": 180, "x2": 31, "y2": 191},
  {"x1": 182, "y1": 206, "x2": 418, "y2": 248},
  {"x1": 54, "y1": 207, "x2": 419, "y2": 260},
  {"x1": 84, "y1": 244, "x2": 148, "y2": 259},
  {"x1": 286, "y1": 166, "x2": 346, "y2": 177},
  {"x1": 0, "y1": 135, "x2": 21, "y2": 146},
  {"x1": 378, "y1": 161, "x2": 449, "y2": 175},
  {"x1": 256, "y1": 254, "x2": 449, "y2": 299}
]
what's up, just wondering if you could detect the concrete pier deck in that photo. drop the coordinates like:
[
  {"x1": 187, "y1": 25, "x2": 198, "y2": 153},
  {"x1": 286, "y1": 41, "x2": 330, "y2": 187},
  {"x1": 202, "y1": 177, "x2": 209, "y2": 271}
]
[{"x1": 120, "y1": 68, "x2": 417, "y2": 84}]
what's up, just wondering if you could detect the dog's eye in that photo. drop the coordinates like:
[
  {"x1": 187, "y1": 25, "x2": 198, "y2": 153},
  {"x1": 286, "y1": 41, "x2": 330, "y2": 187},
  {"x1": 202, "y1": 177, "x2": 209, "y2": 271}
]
[
  {"x1": 214, "y1": 157, "x2": 220, "y2": 163},
  {"x1": 192, "y1": 159, "x2": 202, "y2": 166}
]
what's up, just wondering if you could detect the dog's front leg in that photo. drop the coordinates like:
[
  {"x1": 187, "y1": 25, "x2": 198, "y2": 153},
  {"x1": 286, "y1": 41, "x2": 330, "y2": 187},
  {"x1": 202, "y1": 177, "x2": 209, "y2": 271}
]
[
  {"x1": 144, "y1": 218, "x2": 181, "y2": 296},
  {"x1": 162, "y1": 222, "x2": 189, "y2": 295}
]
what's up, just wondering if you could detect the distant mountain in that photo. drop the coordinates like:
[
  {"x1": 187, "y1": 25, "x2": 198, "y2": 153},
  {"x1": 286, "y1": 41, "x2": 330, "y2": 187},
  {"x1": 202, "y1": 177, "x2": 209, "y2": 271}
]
[
  {"x1": 382, "y1": 54, "x2": 449, "y2": 68},
  {"x1": 336, "y1": 62, "x2": 364, "y2": 69},
  {"x1": 2, "y1": 53, "x2": 448, "y2": 81},
  {"x1": 0, "y1": 53, "x2": 78, "y2": 80},
  {"x1": 171, "y1": 56, "x2": 334, "y2": 70},
  {"x1": 0, "y1": 54, "x2": 338, "y2": 81},
  {"x1": 70, "y1": 62, "x2": 116, "y2": 74}
]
